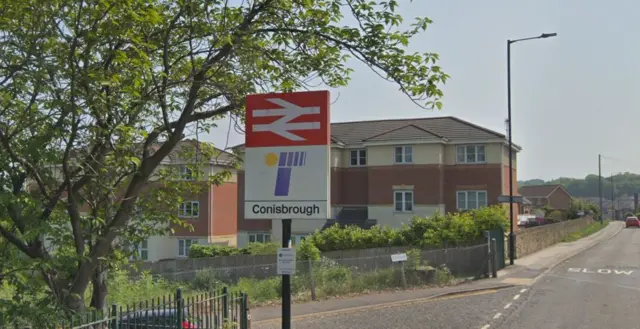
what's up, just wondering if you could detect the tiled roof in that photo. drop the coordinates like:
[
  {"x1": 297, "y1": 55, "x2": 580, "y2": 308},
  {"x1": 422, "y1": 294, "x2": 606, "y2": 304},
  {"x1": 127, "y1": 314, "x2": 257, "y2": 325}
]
[
  {"x1": 331, "y1": 116, "x2": 507, "y2": 145},
  {"x1": 164, "y1": 139, "x2": 237, "y2": 165},
  {"x1": 519, "y1": 185, "x2": 562, "y2": 198},
  {"x1": 363, "y1": 124, "x2": 445, "y2": 142},
  {"x1": 233, "y1": 116, "x2": 517, "y2": 148}
]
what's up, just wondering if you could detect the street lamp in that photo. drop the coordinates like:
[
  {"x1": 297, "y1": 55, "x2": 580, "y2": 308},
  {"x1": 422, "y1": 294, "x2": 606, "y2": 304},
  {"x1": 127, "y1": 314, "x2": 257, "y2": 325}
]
[{"x1": 507, "y1": 32, "x2": 557, "y2": 266}]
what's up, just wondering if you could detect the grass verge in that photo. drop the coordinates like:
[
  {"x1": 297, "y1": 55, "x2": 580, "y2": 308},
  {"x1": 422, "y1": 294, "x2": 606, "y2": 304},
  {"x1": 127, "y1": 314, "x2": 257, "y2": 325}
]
[
  {"x1": 562, "y1": 220, "x2": 610, "y2": 242},
  {"x1": 109, "y1": 259, "x2": 460, "y2": 308}
]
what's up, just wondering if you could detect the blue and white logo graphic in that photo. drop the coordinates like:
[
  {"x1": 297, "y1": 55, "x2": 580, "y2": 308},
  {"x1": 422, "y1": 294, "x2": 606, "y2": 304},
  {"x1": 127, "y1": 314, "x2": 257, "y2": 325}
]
[{"x1": 263, "y1": 151, "x2": 307, "y2": 196}]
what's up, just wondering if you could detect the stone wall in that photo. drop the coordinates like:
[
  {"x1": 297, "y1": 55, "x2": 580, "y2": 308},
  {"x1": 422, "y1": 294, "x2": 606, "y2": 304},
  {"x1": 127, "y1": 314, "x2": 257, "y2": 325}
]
[{"x1": 516, "y1": 217, "x2": 595, "y2": 258}]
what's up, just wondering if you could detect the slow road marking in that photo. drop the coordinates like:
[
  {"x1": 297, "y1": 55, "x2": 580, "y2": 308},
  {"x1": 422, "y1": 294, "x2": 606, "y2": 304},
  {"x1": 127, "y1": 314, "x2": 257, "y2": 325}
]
[
  {"x1": 493, "y1": 313, "x2": 502, "y2": 319},
  {"x1": 504, "y1": 303, "x2": 512, "y2": 309},
  {"x1": 480, "y1": 325, "x2": 490, "y2": 329},
  {"x1": 513, "y1": 294, "x2": 520, "y2": 300},
  {"x1": 567, "y1": 268, "x2": 633, "y2": 275}
]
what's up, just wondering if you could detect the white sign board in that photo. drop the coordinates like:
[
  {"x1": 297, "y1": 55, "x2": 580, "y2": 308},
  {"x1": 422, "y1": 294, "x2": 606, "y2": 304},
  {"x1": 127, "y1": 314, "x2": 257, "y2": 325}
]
[
  {"x1": 391, "y1": 253, "x2": 408, "y2": 263},
  {"x1": 244, "y1": 91, "x2": 331, "y2": 220},
  {"x1": 277, "y1": 248, "x2": 296, "y2": 275}
]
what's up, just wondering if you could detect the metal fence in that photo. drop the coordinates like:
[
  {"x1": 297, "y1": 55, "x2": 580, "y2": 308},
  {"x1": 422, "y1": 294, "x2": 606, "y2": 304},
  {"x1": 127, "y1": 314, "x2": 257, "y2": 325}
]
[
  {"x1": 140, "y1": 244, "x2": 491, "y2": 303},
  {"x1": 0, "y1": 287, "x2": 249, "y2": 329}
]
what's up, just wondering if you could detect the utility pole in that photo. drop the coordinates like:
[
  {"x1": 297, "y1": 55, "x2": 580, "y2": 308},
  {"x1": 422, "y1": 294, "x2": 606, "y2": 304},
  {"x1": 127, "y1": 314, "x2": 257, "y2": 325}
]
[
  {"x1": 598, "y1": 154, "x2": 603, "y2": 224},
  {"x1": 610, "y1": 174, "x2": 614, "y2": 220}
]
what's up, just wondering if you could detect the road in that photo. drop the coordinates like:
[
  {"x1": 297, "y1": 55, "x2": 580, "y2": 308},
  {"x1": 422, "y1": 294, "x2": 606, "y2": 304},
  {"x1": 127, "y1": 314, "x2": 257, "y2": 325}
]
[
  {"x1": 254, "y1": 223, "x2": 636, "y2": 329},
  {"x1": 495, "y1": 224, "x2": 640, "y2": 329}
]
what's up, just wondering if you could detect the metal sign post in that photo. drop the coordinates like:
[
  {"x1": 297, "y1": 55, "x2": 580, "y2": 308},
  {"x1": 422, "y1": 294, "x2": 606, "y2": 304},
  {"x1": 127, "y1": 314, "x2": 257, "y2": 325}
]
[{"x1": 281, "y1": 219, "x2": 292, "y2": 329}]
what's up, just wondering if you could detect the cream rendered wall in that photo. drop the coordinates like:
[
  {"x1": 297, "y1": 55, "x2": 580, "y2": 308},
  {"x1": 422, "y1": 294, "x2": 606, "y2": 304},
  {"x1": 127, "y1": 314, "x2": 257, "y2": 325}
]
[
  {"x1": 369, "y1": 204, "x2": 444, "y2": 228},
  {"x1": 366, "y1": 144, "x2": 443, "y2": 166},
  {"x1": 442, "y1": 143, "x2": 503, "y2": 165},
  {"x1": 331, "y1": 147, "x2": 344, "y2": 168},
  {"x1": 502, "y1": 145, "x2": 518, "y2": 167},
  {"x1": 148, "y1": 235, "x2": 209, "y2": 261}
]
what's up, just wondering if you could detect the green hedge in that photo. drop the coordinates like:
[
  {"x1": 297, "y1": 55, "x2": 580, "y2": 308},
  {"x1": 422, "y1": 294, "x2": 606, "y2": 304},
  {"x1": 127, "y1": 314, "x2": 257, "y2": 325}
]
[{"x1": 190, "y1": 205, "x2": 508, "y2": 260}]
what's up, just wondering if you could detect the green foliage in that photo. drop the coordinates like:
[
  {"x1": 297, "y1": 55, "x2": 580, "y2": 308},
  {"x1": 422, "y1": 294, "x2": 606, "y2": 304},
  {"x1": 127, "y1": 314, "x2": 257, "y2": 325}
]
[
  {"x1": 562, "y1": 220, "x2": 609, "y2": 242},
  {"x1": 519, "y1": 172, "x2": 640, "y2": 198},
  {"x1": 569, "y1": 198, "x2": 600, "y2": 219},
  {"x1": 187, "y1": 206, "x2": 507, "y2": 261},
  {"x1": 245, "y1": 242, "x2": 281, "y2": 255},
  {"x1": 0, "y1": 0, "x2": 448, "y2": 313},
  {"x1": 547, "y1": 210, "x2": 565, "y2": 223},
  {"x1": 302, "y1": 206, "x2": 507, "y2": 256},
  {"x1": 625, "y1": 212, "x2": 634, "y2": 218},
  {"x1": 189, "y1": 242, "x2": 281, "y2": 258},
  {"x1": 296, "y1": 238, "x2": 321, "y2": 261}
]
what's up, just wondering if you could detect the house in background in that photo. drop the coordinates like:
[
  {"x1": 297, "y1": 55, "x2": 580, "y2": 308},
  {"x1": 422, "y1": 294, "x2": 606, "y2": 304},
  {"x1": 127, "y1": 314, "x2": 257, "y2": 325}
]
[
  {"x1": 518, "y1": 184, "x2": 572, "y2": 211},
  {"x1": 234, "y1": 116, "x2": 523, "y2": 246}
]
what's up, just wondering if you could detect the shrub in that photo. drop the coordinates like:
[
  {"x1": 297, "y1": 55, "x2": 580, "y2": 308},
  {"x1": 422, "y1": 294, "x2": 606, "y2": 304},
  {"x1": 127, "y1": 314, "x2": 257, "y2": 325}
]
[
  {"x1": 245, "y1": 242, "x2": 280, "y2": 255},
  {"x1": 189, "y1": 206, "x2": 508, "y2": 260}
]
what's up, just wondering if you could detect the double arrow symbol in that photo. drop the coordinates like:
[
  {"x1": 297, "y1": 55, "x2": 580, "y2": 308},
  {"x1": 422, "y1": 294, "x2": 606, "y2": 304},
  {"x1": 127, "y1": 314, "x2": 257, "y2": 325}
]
[{"x1": 252, "y1": 98, "x2": 321, "y2": 141}]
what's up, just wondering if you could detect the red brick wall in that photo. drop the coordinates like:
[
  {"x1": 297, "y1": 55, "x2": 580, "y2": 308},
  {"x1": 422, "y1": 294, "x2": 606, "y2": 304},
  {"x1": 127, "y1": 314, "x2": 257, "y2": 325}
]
[
  {"x1": 443, "y1": 164, "x2": 503, "y2": 214},
  {"x1": 212, "y1": 182, "x2": 238, "y2": 236},
  {"x1": 367, "y1": 165, "x2": 442, "y2": 205},
  {"x1": 172, "y1": 182, "x2": 211, "y2": 237}
]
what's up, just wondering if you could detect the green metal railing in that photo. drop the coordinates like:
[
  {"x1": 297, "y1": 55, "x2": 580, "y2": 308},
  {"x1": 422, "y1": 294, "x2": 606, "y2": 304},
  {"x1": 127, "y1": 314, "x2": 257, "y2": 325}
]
[{"x1": 1, "y1": 287, "x2": 249, "y2": 329}]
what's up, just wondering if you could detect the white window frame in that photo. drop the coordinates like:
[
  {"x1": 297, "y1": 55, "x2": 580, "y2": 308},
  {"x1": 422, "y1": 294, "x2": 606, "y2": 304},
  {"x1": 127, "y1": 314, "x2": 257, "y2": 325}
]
[
  {"x1": 136, "y1": 240, "x2": 148, "y2": 261},
  {"x1": 349, "y1": 149, "x2": 367, "y2": 166},
  {"x1": 394, "y1": 190, "x2": 414, "y2": 212},
  {"x1": 456, "y1": 145, "x2": 486, "y2": 164},
  {"x1": 178, "y1": 201, "x2": 200, "y2": 218},
  {"x1": 291, "y1": 234, "x2": 309, "y2": 246},
  {"x1": 248, "y1": 232, "x2": 271, "y2": 243},
  {"x1": 179, "y1": 165, "x2": 194, "y2": 180},
  {"x1": 178, "y1": 239, "x2": 198, "y2": 257},
  {"x1": 394, "y1": 146, "x2": 413, "y2": 164},
  {"x1": 456, "y1": 190, "x2": 488, "y2": 210}
]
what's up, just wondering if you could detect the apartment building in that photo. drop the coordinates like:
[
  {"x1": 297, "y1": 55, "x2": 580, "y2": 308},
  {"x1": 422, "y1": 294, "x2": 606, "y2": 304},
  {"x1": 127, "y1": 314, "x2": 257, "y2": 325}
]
[{"x1": 234, "y1": 116, "x2": 521, "y2": 246}]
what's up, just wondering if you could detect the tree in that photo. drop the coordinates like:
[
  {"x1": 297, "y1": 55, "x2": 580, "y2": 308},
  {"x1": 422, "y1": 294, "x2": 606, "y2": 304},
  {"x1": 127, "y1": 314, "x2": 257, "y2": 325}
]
[{"x1": 0, "y1": 0, "x2": 448, "y2": 319}]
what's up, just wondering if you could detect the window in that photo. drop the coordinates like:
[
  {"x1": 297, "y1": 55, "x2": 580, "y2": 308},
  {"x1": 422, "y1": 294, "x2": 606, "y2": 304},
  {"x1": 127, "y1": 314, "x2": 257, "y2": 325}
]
[
  {"x1": 456, "y1": 145, "x2": 486, "y2": 164},
  {"x1": 456, "y1": 190, "x2": 488, "y2": 210},
  {"x1": 179, "y1": 165, "x2": 194, "y2": 180},
  {"x1": 179, "y1": 201, "x2": 200, "y2": 218},
  {"x1": 136, "y1": 240, "x2": 148, "y2": 261},
  {"x1": 394, "y1": 146, "x2": 413, "y2": 164},
  {"x1": 394, "y1": 190, "x2": 414, "y2": 212},
  {"x1": 178, "y1": 239, "x2": 198, "y2": 257},
  {"x1": 349, "y1": 149, "x2": 367, "y2": 166},
  {"x1": 249, "y1": 232, "x2": 271, "y2": 243},
  {"x1": 291, "y1": 234, "x2": 309, "y2": 246}
]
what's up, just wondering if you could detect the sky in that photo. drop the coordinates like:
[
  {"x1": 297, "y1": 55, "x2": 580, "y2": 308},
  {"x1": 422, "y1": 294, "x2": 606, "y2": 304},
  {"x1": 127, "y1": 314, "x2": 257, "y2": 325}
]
[{"x1": 203, "y1": 0, "x2": 639, "y2": 181}]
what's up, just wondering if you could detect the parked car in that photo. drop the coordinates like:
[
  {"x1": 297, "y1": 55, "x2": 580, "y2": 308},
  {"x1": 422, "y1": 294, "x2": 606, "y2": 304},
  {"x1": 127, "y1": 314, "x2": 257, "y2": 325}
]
[
  {"x1": 625, "y1": 216, "x2": 640, "y2": 228},
  {"x1": 119, "y1": 309, "x2": 199, "y2": 329}
]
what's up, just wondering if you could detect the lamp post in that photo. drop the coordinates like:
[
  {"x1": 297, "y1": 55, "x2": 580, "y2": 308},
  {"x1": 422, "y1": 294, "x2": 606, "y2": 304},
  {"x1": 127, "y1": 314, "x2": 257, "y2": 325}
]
[{"x1": 507, "y1": 33, "x2": 557, "y2": 266}]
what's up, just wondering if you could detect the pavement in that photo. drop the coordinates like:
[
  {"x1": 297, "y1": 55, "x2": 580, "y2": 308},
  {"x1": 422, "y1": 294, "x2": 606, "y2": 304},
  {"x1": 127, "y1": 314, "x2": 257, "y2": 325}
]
[{"x1": 250, "y1": 221, "x2": 624, "y2": 329}]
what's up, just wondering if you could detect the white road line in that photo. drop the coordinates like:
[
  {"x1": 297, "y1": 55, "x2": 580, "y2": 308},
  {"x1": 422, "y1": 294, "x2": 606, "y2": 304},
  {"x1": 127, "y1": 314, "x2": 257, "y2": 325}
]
[
  {"x1": 493, "y1": 313, "x2": 502, "y2": 319},
  {"x1": 480, "y1": 325, "x2": 490, "y2": 329},
  {"x1": 520, "y1": 288, "x2": 527, "y2": 293},
  {"x1": 504, "y1": 303, "x2": 512, "y2": 309},
  {"x1": 513, "y1": 294, "x2": 520, "y2": 300}
]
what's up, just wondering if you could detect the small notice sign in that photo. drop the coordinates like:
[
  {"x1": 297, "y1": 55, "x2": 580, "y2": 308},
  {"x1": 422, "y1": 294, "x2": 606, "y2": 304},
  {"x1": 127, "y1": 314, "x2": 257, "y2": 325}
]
[
  {"x1": 391, "y1": 253, "x2": 408, "y2": 263},
  {"x1": 277, "y1": 248, "x2": 296, "y2": 275}
]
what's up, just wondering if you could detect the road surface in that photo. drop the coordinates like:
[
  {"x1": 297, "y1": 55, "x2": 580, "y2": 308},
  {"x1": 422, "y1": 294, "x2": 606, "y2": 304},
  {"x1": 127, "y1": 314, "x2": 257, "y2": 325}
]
[
  {"x1": 254, "y1": 223, "x2": 634, "y2": 329},
  {"x1": 495, "y1": 224, "x2": 640, "y2": 329}
]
